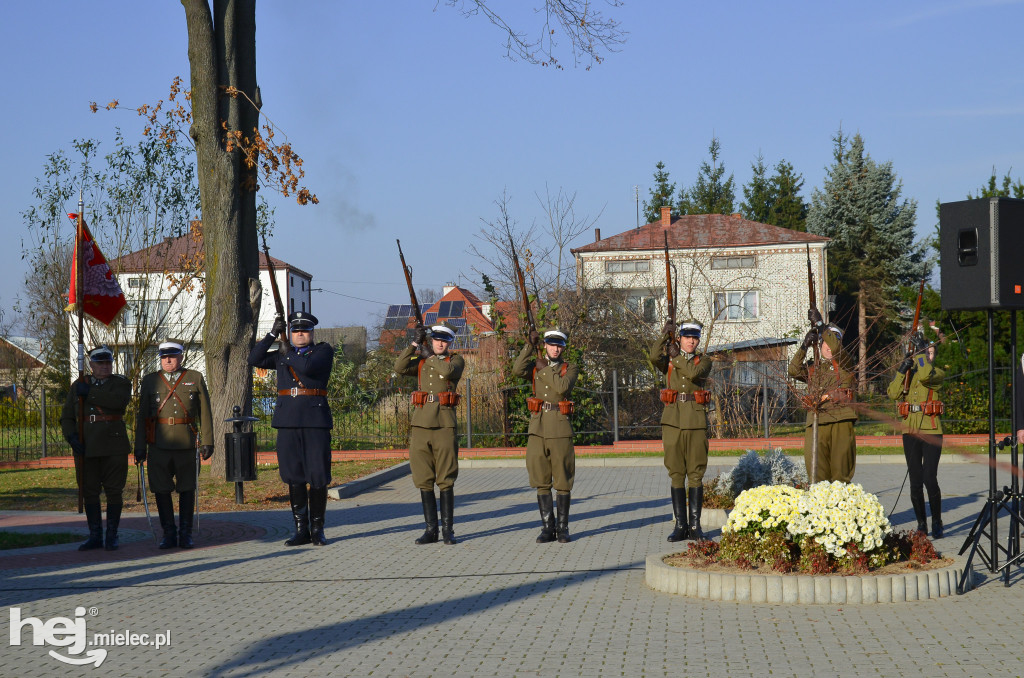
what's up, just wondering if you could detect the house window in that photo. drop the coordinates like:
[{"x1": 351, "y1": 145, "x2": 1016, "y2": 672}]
[
  {"x1": 127, "y1": 277, "x2": 146, "y2": 288},
  {"x1": 714, "y1": 290, "x2": 759, "y2": 321},
  {"x1": 711, "y1": 255, "x2": 756, "y2": 270},
  {"x1": 605, "y1": 260, "x2": 651, "y2": 273},
  {"x1": 290, "y1": 275, "x2": 295, "y2": 288},
  {"x1": 301, "y1": 301, "x2": 306, "y2": 312},
  {"x1": 124, "y1": 300, "x2": 170, "y2": 327},
  {"x1": 626, "y1": 292, "x2": 656, "y2": 323},
  {"x1": 301, "y1": 280, "x2": 305, "y2": 291}
]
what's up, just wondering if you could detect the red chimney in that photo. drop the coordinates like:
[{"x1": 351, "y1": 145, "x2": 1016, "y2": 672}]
[
  {"x1": 661, "y1": 206, "x2": 671, "y2": 228},
  {"x1": 595, "y1": 227, "x2": 601, "y2": 242}
]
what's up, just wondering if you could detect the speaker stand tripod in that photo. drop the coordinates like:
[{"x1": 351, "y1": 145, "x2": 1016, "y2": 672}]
[{"x1": 957, "y1": 310, "x2": 1024, "y2": 592}]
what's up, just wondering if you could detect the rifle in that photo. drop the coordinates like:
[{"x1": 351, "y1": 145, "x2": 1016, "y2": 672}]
[
  {"x1": 806, "y1": 244, "x2": 821, "y2": 483},
  {"x1": 396, "y1": 240, "x2": 425, "y2": 337},
  {"x1": 901, "y1": 279, "x2": 927, "y2": 396},
  {"x1": 508, "y1": 234, "x2": 538, "y2": 350},
  {"x1": 664, "y1": 232, "x2": 676, "y2": 343},
  {"x1": 261, "y1": 232, "x2": 291, "y2": 352}
]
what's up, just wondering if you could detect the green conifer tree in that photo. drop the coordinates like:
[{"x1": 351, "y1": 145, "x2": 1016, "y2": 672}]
[
  {"x1": 769, "y1": 160, "x2": 808, "y2": 231},
  {"x1": 740, "y1": 154, "x2": 773, "y2": 222},
  {"x1": 679, "y1": 137, "x2": 735, "y2": 215},
  {"x1": 642, "y1": 161, "x2": 676, "y2": 223}
]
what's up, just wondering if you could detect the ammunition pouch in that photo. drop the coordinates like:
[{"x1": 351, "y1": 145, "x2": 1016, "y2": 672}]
[
  {"x1": 659, "y1": 389, "x2": 678, "y2": 404},
  {"x1": 923, "y1": 400, "x2": 943, "y2": 417},
  {"x1": 898, "y1": 402, "x2": 911, "y2": 418},
  {"x1": 411, "y1": 391, "x2": 429, "y2": 407},
  {"x1": 558, "y1": 400, "x2": 575, "y2": 416},
  {"x1": 826, "y1": 388, "x2": 854, "y2": 404},
  {"x1": 438, "y1": 391, "x2": 460, "y2": 407},
  {"x1": 693, "y1": 390, "x2": 710, "y2": 405},
  {"x1": 527, "y1": 397, "x2": 544, "y2": 413}
]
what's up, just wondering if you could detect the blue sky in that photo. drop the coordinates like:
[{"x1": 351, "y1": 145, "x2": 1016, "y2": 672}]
[{"x1": 2, "y1": 1, "x2": 1022, "y2": 333}]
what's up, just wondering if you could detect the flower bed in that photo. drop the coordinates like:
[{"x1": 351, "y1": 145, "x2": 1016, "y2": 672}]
[{"x1": 693, "y1": 481, "x2": 938, "y2": 575}]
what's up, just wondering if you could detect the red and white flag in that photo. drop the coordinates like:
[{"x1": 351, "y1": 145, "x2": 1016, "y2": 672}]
[{"x1": 66, "y1": 213, "x2": 127, "y2": 326}]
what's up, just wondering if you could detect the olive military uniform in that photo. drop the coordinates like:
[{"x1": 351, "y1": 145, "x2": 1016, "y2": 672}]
[
  {"x1": 887, "y1": 350, "x2": 945, "y2": 536},
  {"x1": 788, "y1": 328, "x2": 858, "y2": 483},
  {"x1": 651, "y1": 323, "x2": 714, "y2": 540},
  {"x1": 512, "y1": 331, "x2": 578, "y2": 543},
  {"x1": 394, "y1": 326, "x2": 465, "y2": 545},
  {"x1": 135, "y1": 352, "x2": 213, "y2": 549},
  {"x1": 60, "y1": 352, "x2": 132, "y2": 551},
  {"x1": 248, "y1": 311, "x2": 335, "y2": 547}
]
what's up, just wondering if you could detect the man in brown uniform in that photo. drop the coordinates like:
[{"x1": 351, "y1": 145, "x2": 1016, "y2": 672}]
[
  {"x1": 135, "y1": 341, "x2": 214, "y2": 549},
  {"x1": 788, "y1": 317, "x2": 858, "y2": 483},
  {"x1": 394, "y1": 321, "x2": 465, "y2": 545},
  {"x1": 650, "y1": 320, "x2": 713, "y2": 540},
  {"x1": 60, "y1": 346, "x2": 133, "y2": 551},
  {"x1": 512, "y1": 328, "x2": 578, "y2": 543},
  {"x1": 887, "y1": 335, "x2": 945, "y2": 537}
]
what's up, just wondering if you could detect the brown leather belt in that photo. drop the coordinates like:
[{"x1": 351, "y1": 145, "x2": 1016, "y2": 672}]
[
  {"x1": 155, "y1": 416, "x2": 194, "y2": 426},
  {"x1": 279, "y1": 388, "x2": 328, "y2": 397},
  {"x1": 87, "y1": 414, "x2": 123, "y2": 423},
  {"x1": 540, "y1": 402, "x2": 560, "y2": 411}
]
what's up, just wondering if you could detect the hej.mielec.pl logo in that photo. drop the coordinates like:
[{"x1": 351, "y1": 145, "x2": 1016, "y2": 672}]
[{"x1": 9, "y1": 606, "x2": 172, "y2": 667}]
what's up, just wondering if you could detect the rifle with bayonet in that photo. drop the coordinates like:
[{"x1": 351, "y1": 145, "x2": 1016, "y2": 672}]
[
  {"x1": 900, "y1": 279, "x2": 927, "y2": 397},
  {"x1": 806, "y1": 244, "x2": 821, "y2": 483},
  {"x1": 664, "y1": 232, "x2": 677, "y2": 351},
  {"x1": 261, "y1": 232, "x2": 291, "y2": 353},
  {"x1": 396, "y1": 240, "x2": 427, "y2": 350},
  {"x1": 806, "y1": 244, "x2": 821, "y2": 369}
]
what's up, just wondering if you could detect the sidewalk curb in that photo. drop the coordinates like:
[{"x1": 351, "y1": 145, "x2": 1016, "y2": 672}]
[{"x1": 328, "y1": 462, "x2": 411, "y2": 500}]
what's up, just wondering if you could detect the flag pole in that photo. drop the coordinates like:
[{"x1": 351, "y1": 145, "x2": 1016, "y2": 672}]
[{"x1": 74, "y1": 193, "x2": 85, "y2": 514}]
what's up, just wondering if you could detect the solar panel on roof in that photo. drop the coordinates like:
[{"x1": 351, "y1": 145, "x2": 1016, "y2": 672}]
[
  {"x1": 386, "y1": 305, "x2": 401, "y2": 318},
  {"x1": 424, "y1": 312, "x2": 438, "y2": 325},
  {"x1": 438, "y1": 301, "x2": 451, "y2": 318},
  {"x1": 448, "y1": 301, "x2": 464, "y2": 317}
]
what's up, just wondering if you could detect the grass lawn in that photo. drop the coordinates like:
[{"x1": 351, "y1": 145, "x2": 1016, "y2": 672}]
[
  {"x1": 0, "y1": 531, "x2": 82, "y2": 550},
  {"x1": 0, "y1": 459, "x2": 404, "y2": 513}
]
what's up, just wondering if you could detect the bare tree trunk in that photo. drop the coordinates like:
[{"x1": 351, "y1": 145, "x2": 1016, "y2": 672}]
[
  {"x1": 183, "y1": 0, "x2": 261, "y2": 479},
  {"x1": 857, "y1": 291, "x2": 867, "y2": 394}
]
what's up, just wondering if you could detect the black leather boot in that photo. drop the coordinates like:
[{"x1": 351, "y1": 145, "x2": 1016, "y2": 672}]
[
  {"x1": 178, "y1": 491, "x2": 195, "y2": 549},
  {"x1": 79, "y1": 502, "x2": 104, "y2": 551},
  {"x1": 928, "y1": 489, "x2": 943, "y2": 539},
  {"x1": 536, "y1": 492, "x2": 556, "y2": 543},
  {"x1": 309, "y1": 486, "x2": 328, "y2": 546},
  {"x1": 155, "y1": 492, "x2": 177, "y2": 549},
  {"x1": 556, "y1": 492, "x2": 571, "y2": 543},
  {"x1": 910, "y1": 488, "x2": 928, "y2": 534},
  {"x1": 440, "y1": 488, "x2": 457, "y2": 545},
  {"x1": 666, "y1": 487, "x2": 689, "y2": 542},
  {"x1": 688, "y1": 486, "x2": 705, "y2": 540},
  {"x1": 415, "y1": 490, "x2": 439, "y2": 544},
  {"x1": 285, "y1": 484, "x2": 311, "y2": 546},
  {"x1": 104, "y1": 499, "x2": 123, "y2": 551}
]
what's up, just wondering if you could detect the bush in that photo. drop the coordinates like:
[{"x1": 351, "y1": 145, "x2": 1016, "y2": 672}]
[{"x1": 713, "y1": 448, "x2": 807, "y2": 500}]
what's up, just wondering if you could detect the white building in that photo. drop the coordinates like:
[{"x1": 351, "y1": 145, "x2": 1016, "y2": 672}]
[
  {"x1": 572, "y1": 207, "x2": 831, "y2": 387},
  {"x1": 71, "y1": 232, "x2": 312, "y2": 378}
]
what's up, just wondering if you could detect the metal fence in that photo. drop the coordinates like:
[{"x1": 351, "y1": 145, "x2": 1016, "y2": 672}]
[{"x1": 2, "y1": 364, "x2": 1016, "y2": 462}]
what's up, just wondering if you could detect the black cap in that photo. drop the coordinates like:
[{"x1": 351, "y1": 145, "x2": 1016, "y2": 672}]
[{"x1": 288, "y1": 311, "x2": 318, "y2": 331}]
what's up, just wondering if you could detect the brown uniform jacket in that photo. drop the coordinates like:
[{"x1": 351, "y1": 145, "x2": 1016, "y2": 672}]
[
  {"x1": 59, "y1": 375, "x2": 133, "y2": 457},
  {"x1": 788, "y1": 330, "x2": 857, "y2": 425},
  {"x1": 649, "y1": 332, "x2": 713, "y2": 430},
  {"x1": 134, "y1": 368, "x2": 213, "y2": 452},
  {"x1": 511, "y1": 342, "x2": 579, "y2": 439},
  {"x1": 394, "y1": 346, "x2": 465, "y2": 429},
  {"x1": 887, "y1": 360, "x2": 944, "y2": 434}
]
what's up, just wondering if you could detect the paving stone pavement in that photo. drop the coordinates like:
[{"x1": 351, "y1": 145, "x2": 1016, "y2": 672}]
[{"x1": 2, "y1": 459, "x2": 1023, "y2": 677}]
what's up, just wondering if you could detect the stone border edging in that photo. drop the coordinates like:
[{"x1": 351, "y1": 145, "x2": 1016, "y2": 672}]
[
  {"x1": 645, "y1": 549, "x2": 973, "y2": 603},
  {"x1": 328, "y1": 462, "x2": 411, "y2": 500}
]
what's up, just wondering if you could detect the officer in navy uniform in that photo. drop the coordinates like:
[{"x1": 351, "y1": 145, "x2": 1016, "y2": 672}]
[
  {"x1": 60, "y1": 346, "x2": 133, "y2": 551},
  {"x1": 249, "y1": 311, "x2": 335, "y2": 547},
  {"x1": 135, "y1": 341, "x2": 214, "y2": 549}
]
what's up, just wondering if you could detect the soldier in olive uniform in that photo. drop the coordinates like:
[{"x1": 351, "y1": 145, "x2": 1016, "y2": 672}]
[
  {"x1": 248, "y1": 312, "x2": 335, "y2": 547},
  {"x1": 512, "y1": 329, "x2": 579, "y2": 543},
  {"x1": 135, "y1": 341, "x2": 214, "y2": 549},
  {"x1": 887, "y1": 335, "x2": 945, "y2": 537},
  {"x1": 394, "y1": 321, "x2": 465, "y2": 545},
  {"x1": 60, "y1": 346, "x2": 133, "y2": 551},
  {"x1": 788, "y1": 313, "x2": 858, "y2": 484},
  {"x1": 650, "y1": 320, "x2": 714, "y2": 541}
]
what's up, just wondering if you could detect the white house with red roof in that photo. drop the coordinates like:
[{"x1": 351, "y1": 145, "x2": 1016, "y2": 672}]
[{"x1": 572, "y1": 207, "x2": 831, "y2": 371}]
